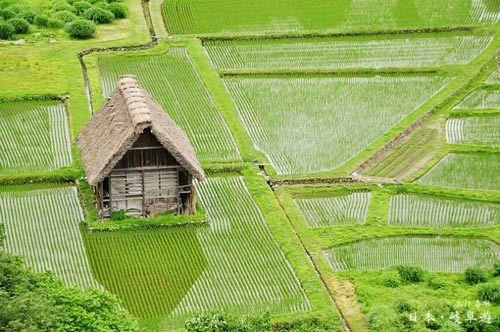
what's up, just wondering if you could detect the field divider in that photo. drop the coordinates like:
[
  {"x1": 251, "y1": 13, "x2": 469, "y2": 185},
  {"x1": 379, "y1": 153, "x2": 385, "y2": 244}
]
[{"x1": 219, "y1": 68, "x2": 441, "y2": 77}]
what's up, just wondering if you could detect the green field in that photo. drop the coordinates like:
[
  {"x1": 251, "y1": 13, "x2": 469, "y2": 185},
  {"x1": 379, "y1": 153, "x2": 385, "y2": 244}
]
[
  {"x1": 454, "y1": 89, "x2": 500, "y2": 109},
  {"x1": 0, "y1": 100, "x2": 72, "y2": 174},
  {"x1": 388, "y1": 194, "x2": 499, "y2": 227},
  {"x1": 98, "y1": 48, "x2": 240, "y2": 162},
  {"x1": 205, "y1": 35, "x2": 492, "y2": 71},
  {"x1": 162, "y1": 0, "x2": 499, "y2": 35},
  {"x1": 416, "y1": 153, "x2": 500, "y2": 191},
  {"x1": 84, "y1": 176, "x2": 310, "y2": 321},
  {"x1": 485, "y1": 67, "x2": 500, "y2": 83},
  {"x1": 0, "y1": 186, "x2": 99, "y2": 289},
  {"x1": 446, "y1": 115, "x2": 500, "y2": 146},
  {"x1": 294, "y1": 192, "x2": 371, "y2": 227},
  {"x1": 324, "y1": 237, "x2": 500, "y2": 272},
  {"x1": 224, "y1": 75, "x2": 451, "y2": 174}
]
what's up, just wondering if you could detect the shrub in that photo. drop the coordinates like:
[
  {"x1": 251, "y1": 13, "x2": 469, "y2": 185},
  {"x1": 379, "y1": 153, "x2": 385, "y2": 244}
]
[
  {"x1": 393, "y1": 299, "x2": 413, "y2": 313},
  {"x1": 427, "y1": 276, "x2": 448, "y2": 290},
  {"x1": 185, "y1": 311, "x2": 272, "y2": 332},
  {"x1": 7, "y1": 18, "x2": 30, "y2": 34},
  {"x1": 65, "y1": 19, "x2": 95, "y2": 39},
  {"x1": 73, "y1": 1, "x2": 92, "y2": 15},
  {"x1": 477, "y1": 283, "x2": 499, "y2": 304},
  {"x1": 380, "y1": 270, "x2": 400, "y2": 288},
  {"x1": 0, "y1": 8, "x2": 16, "y2": 20},
  {"x1": 108, "y1": 3, "x2": 126, "y2": 18},
  {"x1": 65, "y1": 0, "x2": 79, "y2": 4},
  {"x1": 395, "y1": 265, "x2": 425, "y2": 283},
  {"x1": 20, "y1": 10, "x2": 37, "y2": 24},
  {"x1": 111, "y1": 210, "x2": 127, "y2": 221},
  {"x1": 53, "y1": 10, "x2": 76, "y2": 23},
  {"x1": 0, "y1": 21, "x2": 15, "y2": 39},
  {"x1": 47, "y1": 18, "x2": 64, "y2": 28},
  {"x1": 34, "y1": 14, "x2": 49, "y2": 27},
  {"x1": 83, "y1": 7, "x2": 114, "y2": 23},
  {"x1": 52, "y1": 2, "x2": 76, "y2": 13},
  {"x1": 95, "y1": 1, "x2": 110, "y2": 10},
  {"x1": 464, "y1": 267, "x2": 487, "y2": 285}
]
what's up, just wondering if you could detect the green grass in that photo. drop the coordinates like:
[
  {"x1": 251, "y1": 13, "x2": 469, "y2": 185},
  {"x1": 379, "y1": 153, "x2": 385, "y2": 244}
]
[
  {"x1": 205, "y1": 34, "x2": 492, "y2": 71},
  {"x1": 416, "y1": 153, "x2": 500, "y2": 191},
  {"x1": 224, "y1": 75, "x2": 451, "y2": 175},
  {"x1": 388, "y1": 194, "x2": 499, "y2": 227},
  {"x1": 84, "y1": 176, "x2": 310, "y2": 325},
  {"x1": 446, "y1": 115, "x2": 500, "y2": 146},
  {"x1": 0, "y1": 185, "x2": 99, "y2": 289},
  {"x1": 98, "y1": 48, "x2": 241, "y2": 162},
  {"x1": 324, "y1": 236, "x2": 500, "y2": 272},
  {"x1": 294, "y1": 192, "x2": 371, "y2": 227},
  {"x1": 0, "y1": 100, "x2": 72, "y2": 174},
  {"x1": 162, "y1": 0, "x2": 499, "y2": 36},
  {"x1": 454, "y1": 88, "x2": 500, "y2": 109}
]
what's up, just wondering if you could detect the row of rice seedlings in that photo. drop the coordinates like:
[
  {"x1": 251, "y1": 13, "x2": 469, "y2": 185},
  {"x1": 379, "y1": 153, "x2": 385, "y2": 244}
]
[
  {"x1": 162, "y1": 0, "x2": 498, "y2": 35},
  {"x1": 84, "y1": 176, "x2": 310, "y2": 319},
  {"x1": 446, "y1": 116, "x2": 500, "y2": 146},
  {"x1": 206, "y1": 35, "x2": 492, "y2": 70},
  {"x1": 485, "y1": 68, "x2": 500, "y2": 84},
  {"x1": 416, "y1": 153, "x2": 500, "y2": 191},
  {"x1": 294, "y1": 192, "x2": 371, "y2": 227},
  {"x1": 0, "y1": 101, "x2": 72, "y2": 174},
  {"x1": 324, "y1": 237, "x2": 500, "y2": 272},
  {"x1": 388, "y1": 194, "x2": 499, "y2": 227},
  {"x1": 98, "y1": 48, "x2": 240, "y2": 162},
  {"x1": 454, "y1": 89, "x2": 500, "y2": 109},
  {"x1": 0, "y1": 187, "x2": 100, "y2": 289},
  {"x1": 224, "y1": 76, "x2": 452, "y2": 175}
]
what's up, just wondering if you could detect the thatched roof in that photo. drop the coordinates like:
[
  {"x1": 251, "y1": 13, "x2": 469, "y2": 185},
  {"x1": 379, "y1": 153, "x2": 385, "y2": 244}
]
[{"x1": 77, "y1": 75, "x2": 205, "y2": 186}]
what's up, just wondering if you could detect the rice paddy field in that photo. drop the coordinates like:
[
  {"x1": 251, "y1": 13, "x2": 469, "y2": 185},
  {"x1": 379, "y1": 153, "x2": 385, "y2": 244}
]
[
  {"x1": 224, "y1": 75, "x2": 451, "y2": 174},
  {"x1": 416, "y1": 153, "x2": 500, "y2": 191},
  {"x1": 162, "y1": 0, "x2": 499, "y2": 35},
  {"x1": 324, "y1": 237, "x2": 500, "y2": 272},
  {"x1": 454, "y1": 89, "x2": 500, "y2": 109},
  {"x1": 388, "y1": 194, "x2": 499, "y2": 227},
  {"x1": 446, "y1": 115, "x2": 500, "y2": 146},
  {"x1": 84, "y1": 176, "x2": 310, "y2": 320},
  {"x1": 98, "y1": 48, "x2": 240, "y2": 162},
  {"x1": 485, "y1": 67, "x2": 500, "y2": 83},
  {"x1": 294, "y1": 192, "x2": 371, "y2": 227},
  {"x1": 0, "y1": 100, "x2": 72, "y2": 174},
  {"x1": 205, "y1": 35, "x2": 493, "y2": 70},
  {"x1": 0, "y1": 186, "x2": 99, "y2": 289}
]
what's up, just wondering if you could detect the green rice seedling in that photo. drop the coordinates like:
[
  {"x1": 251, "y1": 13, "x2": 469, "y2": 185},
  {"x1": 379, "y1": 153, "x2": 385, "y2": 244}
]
[
  {"x1": 224, "y1": 75, "x2": 451, "y2": 175},
  {"x1": 0, "y1": 186, "x2": 100, "y2": 289},
  {"x1": 446, "y1": 116, "x2": 500, "y2": 146},
  {"x1": 98, "y1": 48, "x2": 240, "y2": 162},
  {"x1": 294, "y1": 192, "x2": 371, "y2": 227},
  {"x1": 0, "y1": 100, "x2": 72, "y2": 174},
  {"x1": 416, "y1": 153, "x2": 500, "y2": 191},
  {"x1": 485, "y1": 68, "x2": 500, "y2": 84},
  {"x1": 323, "y1": 237, "x2": 500, "y2": 272},
  {"x1": 454, "y1": 89, "x2": 500, "y2": 109}
]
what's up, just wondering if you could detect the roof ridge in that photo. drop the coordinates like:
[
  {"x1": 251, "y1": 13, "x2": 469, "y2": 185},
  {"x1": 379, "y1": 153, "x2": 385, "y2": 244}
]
[{"x1": 118, "y1": 75, "x2": 152, "y2": 127}]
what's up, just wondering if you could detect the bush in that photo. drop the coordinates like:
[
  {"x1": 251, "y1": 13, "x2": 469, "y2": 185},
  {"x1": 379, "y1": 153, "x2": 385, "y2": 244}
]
[
  {"x1": 427, "y1": 276, "x2": 448, "y2": 290},
  {"x1": 396, "y1": 265, "x2": 425, "y2": 283},
  {"x1": 65, "y1": 19, "x2": 95, "y2": 39},
  {"x1": 477, "y1": 283, "x2": 499, "y2": 304},
  {"x1": 7, "y1": 18, "x2": 30, "y2": 34},
  {"x1": 0, "y1": 8, "x2": 16, "y2": 20},
  {"x1": 0, "y1": 21, "x2": 15, "y2": 39},
  {"x1": 111, "y1": 210, "x2": 127, "y2": 221},
  {"x1": 52, "y1": 2, "x2": 76, "y2": 13},
  {"x1": 393, "y1": 299, "x2": 413, "y2": 313},
  {"x1": 185, "y1": 311, "x2": 272, "y2": 332},
  {"x1": 53, "y1": 10, "x2": 77, "y2": 23},
  {"x1": 464, "y1": 267, "x2": 487, "y2": 285},
  {"x1": 380, "y1": 270, "x2": 400, "y2": 288},
  {"x1": 83, "y1": 7, "x2": 114, "y2": 23},
  {"x1": 19, "y1": 9, "x2": 38, "y2": 23},
  {"x1": 108, "y1": 3, "x2": 126, "y2": 18},
  {"x1": 73, "y1": 1, "x2": 92, "y2": 15},
  {"x1": 95, "y1": 1, "x2": 110, "y2": 10},
  {"x1": 34, "y1": 14, "x2": 49, "y2": 27},
  {"x1": 47, "y1": 18, "x2": 64, "y2": 28}
]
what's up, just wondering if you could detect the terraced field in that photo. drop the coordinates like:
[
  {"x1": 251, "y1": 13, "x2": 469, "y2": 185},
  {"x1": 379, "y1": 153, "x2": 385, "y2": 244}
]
[
  {"x1": 162, "y1": 0, "x2": 499, "y2": 35},
  {"x1": 294, "y1": 192, "x2": 371, "y2": 227},
  {"x1": 224, "y1": 76, "x2": 451, "y2": 174},
  {"x1": 206, "y1": 35, "x2": 492, "y2": 70},
  {"x1": 388, "y1": 194, "x2": 499, "y2": 227},
  {"x1": 84, "y1": 176, "x2": 310, "y2": 319},
  {"x1": 98, "y1": 48, "x2": 240, "y2": 162},
  {"x1": 485, "y1": 67, "x2": 500, "y2": 83},
  {"x1": 0, "y1": 186, "x2": 99, "y2": 289},
  {"x1": 454, "y1": 89, "x2": 500, "y2": 109},
  {"x1": 446, "y1": 115, "x2": 500, "y2": 146},
  {"x1": 0, "y1": 101, "x2": 72, "y2": 174},
  {"x1": 416, "y1": 153, "x2": 500, "y2": 191},
  {"x1": 324, "y1": 237, "x2": 500, "y2": 272}
]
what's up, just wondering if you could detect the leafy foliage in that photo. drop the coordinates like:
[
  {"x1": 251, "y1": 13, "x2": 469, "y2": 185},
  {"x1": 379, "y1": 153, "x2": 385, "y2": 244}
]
[
  {"x1": 476, "y1": 283, "x2": 499, "y2": 304},
  {"x1": 73, "y1": 1, "x2": 92, "y2": 15},
  {"x1": 464, "y1": 267, "x2": 488, "y2": 285},
  {"x1": 83, "y1": 7, "x2": 114, "y2": 23},
  {"x1": 185, "y1": 311, "x2": 271, "y2": 332},
  {"x1": 0, "y1": 21, "x2": 15, "y2": 40},
  {"x1": 396, "y1": 265, "x2": 425, "y2": 284},
  {"x1": 52, "y1": 10, "x2": 77, "y2": 23},
  {"x1": 33, "y1": 14, "x2": 48, "y2": 27},
  {"x1": 108, "y1": 2, "x2": 127, "y2": 18},
  {"x1": 65, "y1": 19, "x2": 95, "y2": 39},
  {"x1": 7, "y1": 18, "x2": 29, "y2": 34}
]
